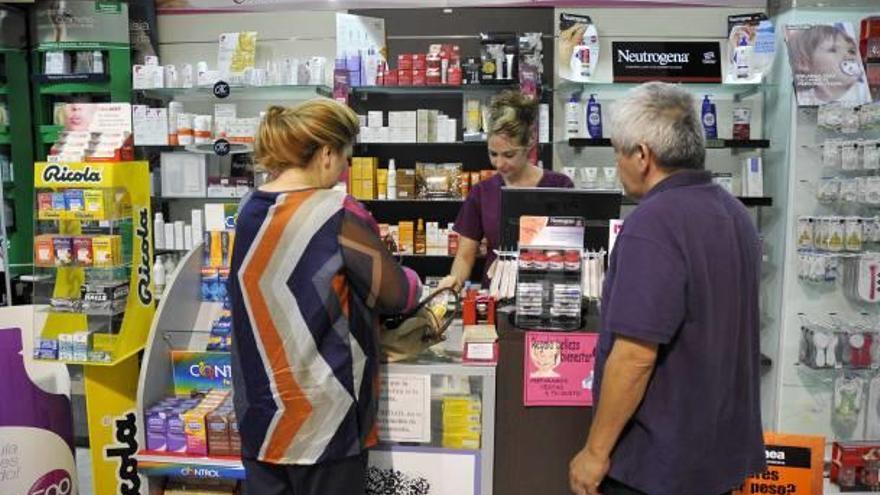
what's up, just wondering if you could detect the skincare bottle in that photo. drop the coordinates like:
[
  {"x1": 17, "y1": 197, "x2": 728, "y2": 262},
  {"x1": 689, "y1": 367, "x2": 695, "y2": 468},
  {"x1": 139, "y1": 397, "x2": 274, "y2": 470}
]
[
  {"x1": 586, "y1": 94, "x2": 602, "y2": 139},
  {"x1": 92, "y1": 51, "x2": 104, "y2": 74},
  {"x1": 153, "y1": 256, "x2": 166, "y2": 294},
  {"x1": 415, "y1": 219, "x2": 427, "y2": 255},
  {"x1": 701, "y1": 95, "x2": 717, "y2": 139},
  {"x1": 387, "y1": 159, "x2": 398, "y2": 200},
  {"x1": 566, "y1": 93, "x2": 581, "y2": 138},
  {"x1": 154, "y1": 212, "x2": 166, "y2": 250},
  {"x1": 734, "y1": 35, "x2": 752, "y2": 80}
]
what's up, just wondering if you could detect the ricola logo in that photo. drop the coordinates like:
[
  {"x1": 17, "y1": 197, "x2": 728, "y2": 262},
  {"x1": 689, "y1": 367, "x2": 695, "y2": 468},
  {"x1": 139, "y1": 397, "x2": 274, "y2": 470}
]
[
  {"x1": 136, "y1": 208, "x2": 153, "y2": 306},
  {"x1": 104, "y1": 412, "x2": 141, "y2": 495},
  {"x1": 42, "y1": 165, "x2": 102, "y2": 183},
  {"x1": 616, "y1": 49, "x2": 690, "y2": 66},
  {"x1": 27, "y1": 469, "x2": 72, "y2": 495}
]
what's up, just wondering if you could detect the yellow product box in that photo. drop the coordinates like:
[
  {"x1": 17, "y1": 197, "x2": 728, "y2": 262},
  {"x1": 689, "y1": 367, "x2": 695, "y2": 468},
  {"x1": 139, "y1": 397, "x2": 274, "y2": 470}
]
[
  {"x1": 442, "y1": 395, "x2": 482, "y2": 416},
  {"x1": 351, "y1": 157, "x2": 364, "y2": 180},
  {"x1": 183, "y1": 408, "x2": 210, "y2": 456},
  {"x1": 92, "y1": 235, "x2": 122, "y2": 267},
  {"x1": 83, "y1": 189, "x2": 111, "y2": 219},
  {"x1": 377, "y1": 169, "x2": 388, "y2": 198},
  {"x1": 398, "y1": 221, "x2": 414, "y2": 254},
  {"x1": 443, "y1": 413, "x2": 482, "y2": 428},
  {"x1": 362, "y1": 178, "x2": 375, "y2": 200},
  {"x1": 442, "y1": 433, "x2": 481, "y2": 450},
  {"x1": 351, "y1": 179, "x2": 363, "y2": 199}
]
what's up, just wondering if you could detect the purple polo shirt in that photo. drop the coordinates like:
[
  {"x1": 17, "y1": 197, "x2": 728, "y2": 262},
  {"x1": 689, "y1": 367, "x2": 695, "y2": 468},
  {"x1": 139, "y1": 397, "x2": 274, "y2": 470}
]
[
  {"x1": 454, "y1": 170, "x2": 574, "y2": 284},
  {"x1": 594, "y1": 170, "x2": 765, "y2": 495}
]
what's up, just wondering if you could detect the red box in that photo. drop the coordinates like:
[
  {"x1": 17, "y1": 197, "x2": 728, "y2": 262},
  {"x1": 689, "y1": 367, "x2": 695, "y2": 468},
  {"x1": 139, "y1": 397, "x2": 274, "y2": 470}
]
[
  {"x1": 397, "y1": 54, "x2": 413, "y2": 71},
  {"x1": 426, "y1": 68, "x2": 442, "y2": 86},
  {"x1": 448, "y1": 66, "x2": 463, "y2": 86},
  {"x1": 397, "y1": 69, "x2": 412, "y2": 86},
  {"x1": 412, "y1": 69, "x2": 426, "y2": 86},
  {"x1": 384, "y1": 69, "x2": 398, "y2": 86},
  {"x1": 73, "y1": 237, "x2": 93, "y2": 266},
  {"x1": 831, "y1": 442, "x2": 880, "y2": 492},
  {"x1": 413, "y1": 54, "x2": 427, "y2": 71}
]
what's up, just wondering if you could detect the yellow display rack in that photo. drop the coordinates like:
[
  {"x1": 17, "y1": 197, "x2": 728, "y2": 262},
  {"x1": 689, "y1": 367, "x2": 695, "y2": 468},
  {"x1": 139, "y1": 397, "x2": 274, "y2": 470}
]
[{"x1": 32, "y1": 161, "x2": 155, "y2": 495}]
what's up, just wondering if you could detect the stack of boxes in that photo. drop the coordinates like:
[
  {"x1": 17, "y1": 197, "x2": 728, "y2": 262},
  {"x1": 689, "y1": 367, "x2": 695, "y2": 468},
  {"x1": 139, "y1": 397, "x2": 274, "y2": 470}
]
[
  {"x1": 201, "y1": 230, "x2": 234, "y2": 302},
  {"x1": 441, "y1": 395, "x2": 482, "y2": 450},
  {"x1": 350, "y1": 157, "x2": 378, "y2": 200},
  {"x1": 357, "y1": 110, "x2": 457, "y2": 144},
  {"x1": 146, "y1": 390, "x2": 241, "y2": 458},
  {"x1": 34, "y1": 234, "x2": 123, "y2": 268},
  {"x1": 37, "y1": 188, "x2": 126, "y2": 221},
  {"x1": 377, "y1": 45, "x2": 463, "y2": 87}
]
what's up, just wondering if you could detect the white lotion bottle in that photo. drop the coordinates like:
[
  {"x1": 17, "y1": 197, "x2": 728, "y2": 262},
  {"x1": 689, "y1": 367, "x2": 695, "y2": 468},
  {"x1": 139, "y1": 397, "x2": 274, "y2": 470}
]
[
  {"x1": 387, "y1": 159, "x2": 397, "y2": 200},
  {"x1": 153, "y1": 256, "x2": 166, "y2": 295},
  {"x1": 154, "y1": 212, "x2": 165, "y2": 250}
]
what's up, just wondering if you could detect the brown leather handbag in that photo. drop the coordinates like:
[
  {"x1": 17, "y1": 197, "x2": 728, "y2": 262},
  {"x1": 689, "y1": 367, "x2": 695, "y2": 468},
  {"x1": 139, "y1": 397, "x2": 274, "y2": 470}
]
[{"x1": 379, "y1": 288, "x2": 459, "y2": 363}]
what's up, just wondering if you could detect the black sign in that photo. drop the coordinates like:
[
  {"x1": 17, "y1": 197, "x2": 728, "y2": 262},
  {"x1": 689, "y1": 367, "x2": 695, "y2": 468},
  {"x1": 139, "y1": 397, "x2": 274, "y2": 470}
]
[
  {"x1": 213, "y1": 81, "x2": 230, "y2": 99},
  {"x1": 763, "y1": 445, "x2": 812, "y2": 468},
  {"x1": 612, "y1": 41, "x2": 721, "y2": 83},
  {"x1": 213, "y1": 139, "x2": 231, "y2": 156}
]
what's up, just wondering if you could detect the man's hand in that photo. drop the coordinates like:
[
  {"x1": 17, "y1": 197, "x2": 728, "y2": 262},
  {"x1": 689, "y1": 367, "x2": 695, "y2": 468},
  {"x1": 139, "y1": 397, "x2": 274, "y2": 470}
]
[{"x1": 569, "y1": 447, "x2": 610, "y2": 495}]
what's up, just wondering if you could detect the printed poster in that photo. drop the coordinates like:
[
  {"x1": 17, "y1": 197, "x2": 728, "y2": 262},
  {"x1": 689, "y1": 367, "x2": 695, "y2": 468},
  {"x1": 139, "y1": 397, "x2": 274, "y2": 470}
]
[
  {"x1": 367, "y1": 446, "x2": 478, "y2": 495},
  {"x1": 784, "y1": 23, "x2": 871, "y2": 107},
  {"x1": 376, "y1": 373, "x2": 431, "y2": 443},
  {"x1": 732, "y1": 432, "x2": 824, "y2": 495},
  {"x1": 60, "y1": 103, "x2": 132, "y2": 134},
  {"x1": 524, "y1": 331, "x2": 598, "y2": 407}
]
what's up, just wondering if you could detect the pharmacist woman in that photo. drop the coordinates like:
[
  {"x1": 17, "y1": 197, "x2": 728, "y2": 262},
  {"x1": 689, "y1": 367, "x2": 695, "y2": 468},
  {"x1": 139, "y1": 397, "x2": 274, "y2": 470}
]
[
  {"x1": 228, "y1": 100, "x2": 421, "y2": 495},
  {"x1": 439, "y1": 90, "x2": 574, "y2": 291}
]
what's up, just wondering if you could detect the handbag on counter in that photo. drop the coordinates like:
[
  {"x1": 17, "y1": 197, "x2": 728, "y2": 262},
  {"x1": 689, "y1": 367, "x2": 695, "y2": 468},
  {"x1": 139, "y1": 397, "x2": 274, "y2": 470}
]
[{"x1": 379, "y1": 288, "x2": 459, "y2": 363}]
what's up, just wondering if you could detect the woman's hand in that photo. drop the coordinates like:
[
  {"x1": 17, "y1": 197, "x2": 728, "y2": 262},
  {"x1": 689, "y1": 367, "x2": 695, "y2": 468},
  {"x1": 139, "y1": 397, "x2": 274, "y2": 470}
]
[{"x1": 437, "y1": 275, "x2": 461, "y2": 293}]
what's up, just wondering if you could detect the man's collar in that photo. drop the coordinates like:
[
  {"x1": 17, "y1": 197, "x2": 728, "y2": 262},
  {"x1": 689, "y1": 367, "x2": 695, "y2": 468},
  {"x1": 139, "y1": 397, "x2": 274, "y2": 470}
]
[{"x1": 642, "y1": 169, "x2": 712, "y2": 202}]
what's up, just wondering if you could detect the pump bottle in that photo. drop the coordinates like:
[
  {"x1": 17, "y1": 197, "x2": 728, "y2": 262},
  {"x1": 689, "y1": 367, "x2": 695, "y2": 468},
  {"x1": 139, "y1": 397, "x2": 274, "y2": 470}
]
[
  {"x1": 566, "y1": 94, "x2": 582, "y2": 138},
  {"x1": 387, "y1": 159, "x2": 397, "y2": 200},
  {"x1": 701, "y1": 95, "x2": 717, "y2": 139},
  {"x1": 586, "y1": 94, "x2": 602, "y2": 139}
]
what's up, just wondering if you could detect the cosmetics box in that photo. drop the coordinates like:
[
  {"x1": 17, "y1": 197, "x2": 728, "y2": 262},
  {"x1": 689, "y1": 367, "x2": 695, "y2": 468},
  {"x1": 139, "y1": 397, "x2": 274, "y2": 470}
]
[{"x1": 742, "y1": 156, "x2": 763, "y2": 197}]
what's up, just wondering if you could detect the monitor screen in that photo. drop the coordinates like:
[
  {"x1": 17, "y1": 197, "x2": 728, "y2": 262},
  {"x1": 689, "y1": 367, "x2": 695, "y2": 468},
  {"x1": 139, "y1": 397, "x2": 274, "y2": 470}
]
[{"x1": 499, "y1": 188, "x2": 622, "y2": 251}]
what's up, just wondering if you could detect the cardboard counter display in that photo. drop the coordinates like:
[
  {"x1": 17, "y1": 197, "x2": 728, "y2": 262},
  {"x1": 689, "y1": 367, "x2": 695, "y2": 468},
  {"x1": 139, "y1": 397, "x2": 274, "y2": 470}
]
[{"x1": 494, "y1": 306, "x2": 599, "y2": 495}]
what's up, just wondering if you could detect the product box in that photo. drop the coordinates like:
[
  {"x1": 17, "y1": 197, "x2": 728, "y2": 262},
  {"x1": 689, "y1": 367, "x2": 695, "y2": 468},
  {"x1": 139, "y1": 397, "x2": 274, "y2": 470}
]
[
  {"x1": 92, "y1": 235, "x2": 121, "y2": 267},
  {"x1": 742, "y1": 157, "x2": 763, "y2": 197},
  {"x1": 37, "y1": 192, "x2": 56, "y2": 219},
  {"x1": 64, "y1": 189, "x2": 85, "y2": 213},
  {"x1": 398, "y1": 221, "x2": 415, "y2": 254},
  {"x1": 184, "y1": 408, "x2": 210, "y2": 456},
  {"x1": 831, "y1": 441, "x2": 880, "y2": 492},
  {"x1": 712, "y1": 173, "x2": 734, "y2": 194},
  {"x1": 207, "y1": 407, "x2": 231, "y2": 456},
  {"x1": 73, "y1": 237, "x2": 93, "y2": 266},
  {"x1": 35, "y1": 235, "x2": 55, "y2": 266},
  {"x1": 167, "y1": 410, "x2": 188, "y2": 453},
  {"x1": 228, "y1": 411, "x2": 241, "y2": 455},
  {"x1": 83, "y1": 189, "x2": 110, "y2": 219},
  {"x1": 53, "y1": 236, "x2": 74, "y2": 266},
  {"x1": 397, "y1": 169, "x2": 417, "y2": 199}
]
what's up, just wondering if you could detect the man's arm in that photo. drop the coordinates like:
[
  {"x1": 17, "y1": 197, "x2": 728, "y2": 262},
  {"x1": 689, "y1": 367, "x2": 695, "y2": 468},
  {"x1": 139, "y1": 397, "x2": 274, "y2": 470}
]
[{"x1": 569, "y1": 336, "x2": 658, "y2": 495}]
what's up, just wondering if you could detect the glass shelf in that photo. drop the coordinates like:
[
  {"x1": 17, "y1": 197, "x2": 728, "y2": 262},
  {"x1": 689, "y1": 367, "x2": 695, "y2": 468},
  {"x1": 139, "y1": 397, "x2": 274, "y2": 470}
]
[
  {"x1": 351, "y1": 83, "x2": 535, "y2": 95},
  {"x1": 567, "y1": 138, "x2": 770, "y2": 149},
  {"x1": 137, "y1": 451, "x2": 245, "y2": 480},
  {"x1": 138, "y1": 84, "x2": 331, "y2": 102},
  {"x1": 360, "y1": 198, "x2": 464, "y2": 204},
  {"x1": 557, "y1": 80, "x2": 770, "y2": 100},
  {"x1": 621, "y1": 196, "x2": 772, "y2": 208}
]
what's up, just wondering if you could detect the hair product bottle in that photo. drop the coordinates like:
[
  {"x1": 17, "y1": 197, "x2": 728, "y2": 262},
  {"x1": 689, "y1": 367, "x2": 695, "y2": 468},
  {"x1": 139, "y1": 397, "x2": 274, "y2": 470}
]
[
  {"x1": 701, "y1": 95, "x2": 717, "y2": 139},
  {"x1": 586, "y1": 94, "x2": 602, "y2": 139}
]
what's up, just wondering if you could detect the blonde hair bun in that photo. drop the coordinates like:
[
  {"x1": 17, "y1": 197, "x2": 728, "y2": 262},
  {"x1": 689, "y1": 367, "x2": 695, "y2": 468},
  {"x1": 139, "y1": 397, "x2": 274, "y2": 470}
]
[{"x1": 488, "y1": 90, "x2": 538, "y2": 147}]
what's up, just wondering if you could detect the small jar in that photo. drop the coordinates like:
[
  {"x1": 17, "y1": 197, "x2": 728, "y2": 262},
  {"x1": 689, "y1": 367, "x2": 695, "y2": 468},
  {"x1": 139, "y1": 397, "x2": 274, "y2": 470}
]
[{"x1": 564, "y1": 250, "x2": 582, "y2": 272}]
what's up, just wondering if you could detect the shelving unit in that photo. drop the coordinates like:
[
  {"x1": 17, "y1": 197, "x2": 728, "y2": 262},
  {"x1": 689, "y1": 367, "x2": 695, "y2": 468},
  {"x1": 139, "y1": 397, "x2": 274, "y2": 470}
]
[{"x1": 0, "y1": 5, "x2": 34, "y2": 297}]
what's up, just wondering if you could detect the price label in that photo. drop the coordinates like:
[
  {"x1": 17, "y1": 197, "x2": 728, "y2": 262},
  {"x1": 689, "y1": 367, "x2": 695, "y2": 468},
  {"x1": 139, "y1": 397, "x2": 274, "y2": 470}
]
[
  {"x1": 213, "y1": 139, "x2": 231, "y2": 156},
  {"x1": 213, "y1": 81, "x2": 230, "y2": 99}
]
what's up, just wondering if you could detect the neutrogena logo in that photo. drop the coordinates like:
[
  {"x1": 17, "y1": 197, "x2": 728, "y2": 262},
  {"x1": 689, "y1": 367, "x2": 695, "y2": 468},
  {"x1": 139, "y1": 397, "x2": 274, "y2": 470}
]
[
  {"x1": 28, "y1": 469, "x2": 72, "y2": 495},
  {"x1": 616, "y1": 49, "x2": 690, "y2": 66}
]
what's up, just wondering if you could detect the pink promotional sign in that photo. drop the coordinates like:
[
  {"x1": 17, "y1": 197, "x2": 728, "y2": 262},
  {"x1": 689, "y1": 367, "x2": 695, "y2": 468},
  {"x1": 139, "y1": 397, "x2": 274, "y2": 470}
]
[{"x1": 524, "y1": 331, "x2": 598, "y2": 407}]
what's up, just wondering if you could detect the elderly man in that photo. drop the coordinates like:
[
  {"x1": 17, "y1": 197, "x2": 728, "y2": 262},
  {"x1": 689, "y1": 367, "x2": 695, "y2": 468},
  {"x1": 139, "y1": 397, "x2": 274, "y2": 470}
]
[{"x1": 569, "y1": 82, "x2": 765, "y2": 495}]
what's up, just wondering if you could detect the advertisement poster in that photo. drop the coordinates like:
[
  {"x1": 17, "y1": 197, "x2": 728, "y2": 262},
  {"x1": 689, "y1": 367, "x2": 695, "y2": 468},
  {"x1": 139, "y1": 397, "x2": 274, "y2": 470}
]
[
  {"x1": 784, "y1": 23, "x2": 871, "y2": 107},
  {"x1": 376, "y1": 373, "x2": 431, "y2": 443},
  {"x1": 367, "y1": 446, "x2": 478, "y2": 495},
  {"x1": 524, "y1": 331, "x2": 598, "y2": 407},
  {"x1": 557, "y1": 12, "x2": 599, "y2": 83},
  {"x1": 732, "y1": 432, "x2": 824, "y2": 495},
  {"x1": 0, "y1": 327, "x2": 77, "y2": 495},
  {"x1": 519, "y1": 216, "x2": 585, "y2": 247},
  {"x1": 612, "y1": 41, "x2": 721, "y2": 83},
  {"x1": 726, "y1": 13, "x2": 776, "y2": 84},
  {"x1": 60, "y1": 102, "x2": 132, "y2": 134},
  {"x1": 171, "y1": 351, "x2": 233, "y2": 395},
  {"x1": 33, "y1": 0, "x2": 129, "y2": 48}
]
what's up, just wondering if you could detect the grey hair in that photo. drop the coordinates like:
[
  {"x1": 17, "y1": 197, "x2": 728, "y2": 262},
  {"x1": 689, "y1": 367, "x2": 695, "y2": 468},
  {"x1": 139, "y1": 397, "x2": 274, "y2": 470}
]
[{"x1": 610, "y1": 82, "x2": 705, "y2": 170}]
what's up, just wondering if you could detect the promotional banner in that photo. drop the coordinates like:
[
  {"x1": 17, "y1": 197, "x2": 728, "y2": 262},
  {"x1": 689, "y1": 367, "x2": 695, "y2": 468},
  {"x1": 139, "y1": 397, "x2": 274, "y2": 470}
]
[
  {"x1": 33, "y1": 0, "x2": 129, "y2": 48},
  {"x1": 0, "y1": 328, "x2": 77, "y2": 495},
  {"x1": 612, "y1": 41, "x2": 722, "y2": 83},
  {"x1": 172, "y1": 351, "x2": 233, "y2": 396},
  {"x1": 784, "y1": 23, "x2": 871, "y2": 107},
  {"x1": 524, "y1": 331, "x2": 598, "y2": 407},
  {"x1": 732, "y1": 432, "x2": 824, "y2": 495},
  {"x1": 128, "y1": 0, "x2": 159, "y2": 65},
  {"x1": 557, "y1": 12, "x2": 599, "y2": 83},
  {"x1": 726, "y1": 13, "x2": 776, "y2": 84}
]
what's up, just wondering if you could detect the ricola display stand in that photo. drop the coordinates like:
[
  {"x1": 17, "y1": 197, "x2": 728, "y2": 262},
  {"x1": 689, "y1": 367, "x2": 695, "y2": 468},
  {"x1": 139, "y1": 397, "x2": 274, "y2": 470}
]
[
  {"x1": 31, "y1": 161, "x2": 154, "y2": 495},
  {"x1": 0, "y1": 327, "x2": 76, "y2": 495}
]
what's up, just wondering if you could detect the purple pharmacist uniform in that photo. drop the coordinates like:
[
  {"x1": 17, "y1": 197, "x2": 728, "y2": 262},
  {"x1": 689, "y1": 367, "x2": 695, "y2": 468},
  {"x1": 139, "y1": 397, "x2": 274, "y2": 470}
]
[
  {"x1": 594, "y1": 170, "x2": 765, "y2": 495},
  {"x1": 454, "y1": 171, "x2": 574, "y2": 284}
]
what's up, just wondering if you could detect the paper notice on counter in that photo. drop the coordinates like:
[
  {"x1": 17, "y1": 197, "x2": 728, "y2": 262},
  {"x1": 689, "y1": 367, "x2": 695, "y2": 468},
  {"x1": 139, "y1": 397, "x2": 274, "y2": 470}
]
[{"x1": 377, "y1": 373, "x2": 431, "y2": 443}]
